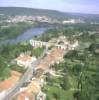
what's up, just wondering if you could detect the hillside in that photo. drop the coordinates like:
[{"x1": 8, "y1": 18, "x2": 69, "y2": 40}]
[
  {"x1": 0, "y1": 7, "x2": 66, "y2": 19},
  {"x1": 0, "y1": 7, "x2": 99, "y2": 22}
]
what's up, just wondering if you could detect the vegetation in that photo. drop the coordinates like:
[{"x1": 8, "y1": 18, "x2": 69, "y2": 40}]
[
  {"x1": 43, "y1": 44, "x2": 99, "y2": 100},
  {"x1": 41, "y1": 24, "x2": 99, "y2": 100},
  {"x1": 37, "y1": 23, "x2": 99, "y2": 42},
  {"x1": 0, "y1": 7, "x2": 99, "y2": 22},
  {"x1": 0, "y1": 16, "x2": 99, "y2": 99},
  {"x1": 10, "y1": 65, "x2": 26, "y2": 74},
  {"x1": 0, "y1": 56, "x2": 10, "y2": 81},
  {"x1": 0, "y1": 42, "x2": 44, "y2": 80},
  {"x1": 31, "y1": 47, "x2": 44, "y2": 58},
  {"x1": 38, "y1": 28, "x2": 61, "y2": 42},
  {"x1": 0, "y1": 22, "x2": 32, "y2": 41}
]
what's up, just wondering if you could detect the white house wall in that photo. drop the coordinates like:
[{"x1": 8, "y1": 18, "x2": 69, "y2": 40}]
[{"x1": 30, "y1": 40, "x2": 78, "y2": 50}]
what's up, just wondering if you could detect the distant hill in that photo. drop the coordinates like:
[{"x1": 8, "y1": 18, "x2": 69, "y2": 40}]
[
  {"x1": 0, "y1": 7, "x2": 99, "y2": 22},
  {"x1": 0, "y1": 7, "x2": 66, "y2": 19}
]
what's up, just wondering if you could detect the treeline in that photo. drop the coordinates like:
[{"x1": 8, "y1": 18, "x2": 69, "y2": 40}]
[
  {"x1": 0, "y1": 22, "x2": 32, "y2": 41},
  {"x1": 38, "y1": 23, "x2": 99, "y2": 42},
  {"x1": 0, "y1": 7, "x2": 99, "y2": 22}
]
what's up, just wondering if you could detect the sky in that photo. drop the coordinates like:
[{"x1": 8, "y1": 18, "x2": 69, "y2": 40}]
[{"x1": 0, "y1": 0, "x2": 99, "y2": 14}]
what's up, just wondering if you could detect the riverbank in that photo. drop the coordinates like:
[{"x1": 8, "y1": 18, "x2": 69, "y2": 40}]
[
  {"x1": 0, "y1": 22, "x2": 34, "y2": 41},
  {"x1": 0, "y1": 27, "x2": 46, "y2": 46}
]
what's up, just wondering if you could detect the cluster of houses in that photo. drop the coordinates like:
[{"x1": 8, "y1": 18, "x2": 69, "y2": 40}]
[
  {"x1": 15, "y1": 36, "x2": 78, "y2": 69},
  {"x1": 5, "y1": 15, "x2": 84, "y2": 25},
  {"x1": 0, "y1": 35, "x2": 79, "y2": 100},
  {"x1": 5, "y1": 15, "x2": 60, "y2": 24},
  {"x1": 14, "y1": 47, "x2": 65, "y2": 100},
  {"x1": 15, "y1": 53, "x2": 37, "y2": 68},
  {"x1": 30, "y1": 36, "x2": 78, "y2": 50},
  {"x1": 62, "y1": 19, "x2": 84, "y2": 24}
]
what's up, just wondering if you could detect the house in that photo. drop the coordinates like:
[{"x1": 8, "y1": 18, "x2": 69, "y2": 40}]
[
  {"x1": 70, "y1": 40, "x2": 79, "y2": 50},
  {"x1": 15, "y1": 54, "x2": 37, "y2": 68},
  {"x1": 37, "y1": 91, "x2": 46, "y2": 100}
]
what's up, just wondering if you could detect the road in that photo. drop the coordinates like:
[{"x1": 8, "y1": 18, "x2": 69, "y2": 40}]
[{"x1": 2, "y1": 48, "x2": 48, "y2": 100}]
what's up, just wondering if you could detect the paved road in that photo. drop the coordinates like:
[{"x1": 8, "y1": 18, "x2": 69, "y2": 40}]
[{"x1": 2, "y1": 48, "x2": 48, "y2": 100}]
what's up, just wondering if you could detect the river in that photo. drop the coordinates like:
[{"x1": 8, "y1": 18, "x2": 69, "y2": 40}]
[{"x1": 0, "y1": 27, "x2": 46, "y2": 45}]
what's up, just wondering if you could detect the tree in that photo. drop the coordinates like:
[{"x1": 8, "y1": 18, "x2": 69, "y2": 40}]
[
  {"x1": 60, "y1": 76, "x2": 70, "y2": 90},
  {"x1": 0, "y1": 57, "x2": 10, "y2": 80}
]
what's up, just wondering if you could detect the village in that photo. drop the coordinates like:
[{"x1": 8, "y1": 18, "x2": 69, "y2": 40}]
[
  {"x1": 0, "y1": 3, "x2": 99, "y2": 100},
  {"x1": 4, "y1": 15, "x2": 83, "y2": 24},
  {"x1": 0, "y1": 35, "x2": 79, "y2": 100}
]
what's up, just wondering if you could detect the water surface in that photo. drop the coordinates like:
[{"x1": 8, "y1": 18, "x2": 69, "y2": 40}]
[{"x1": 0, "y1": 27, "x2": 46, "y2": 45}]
